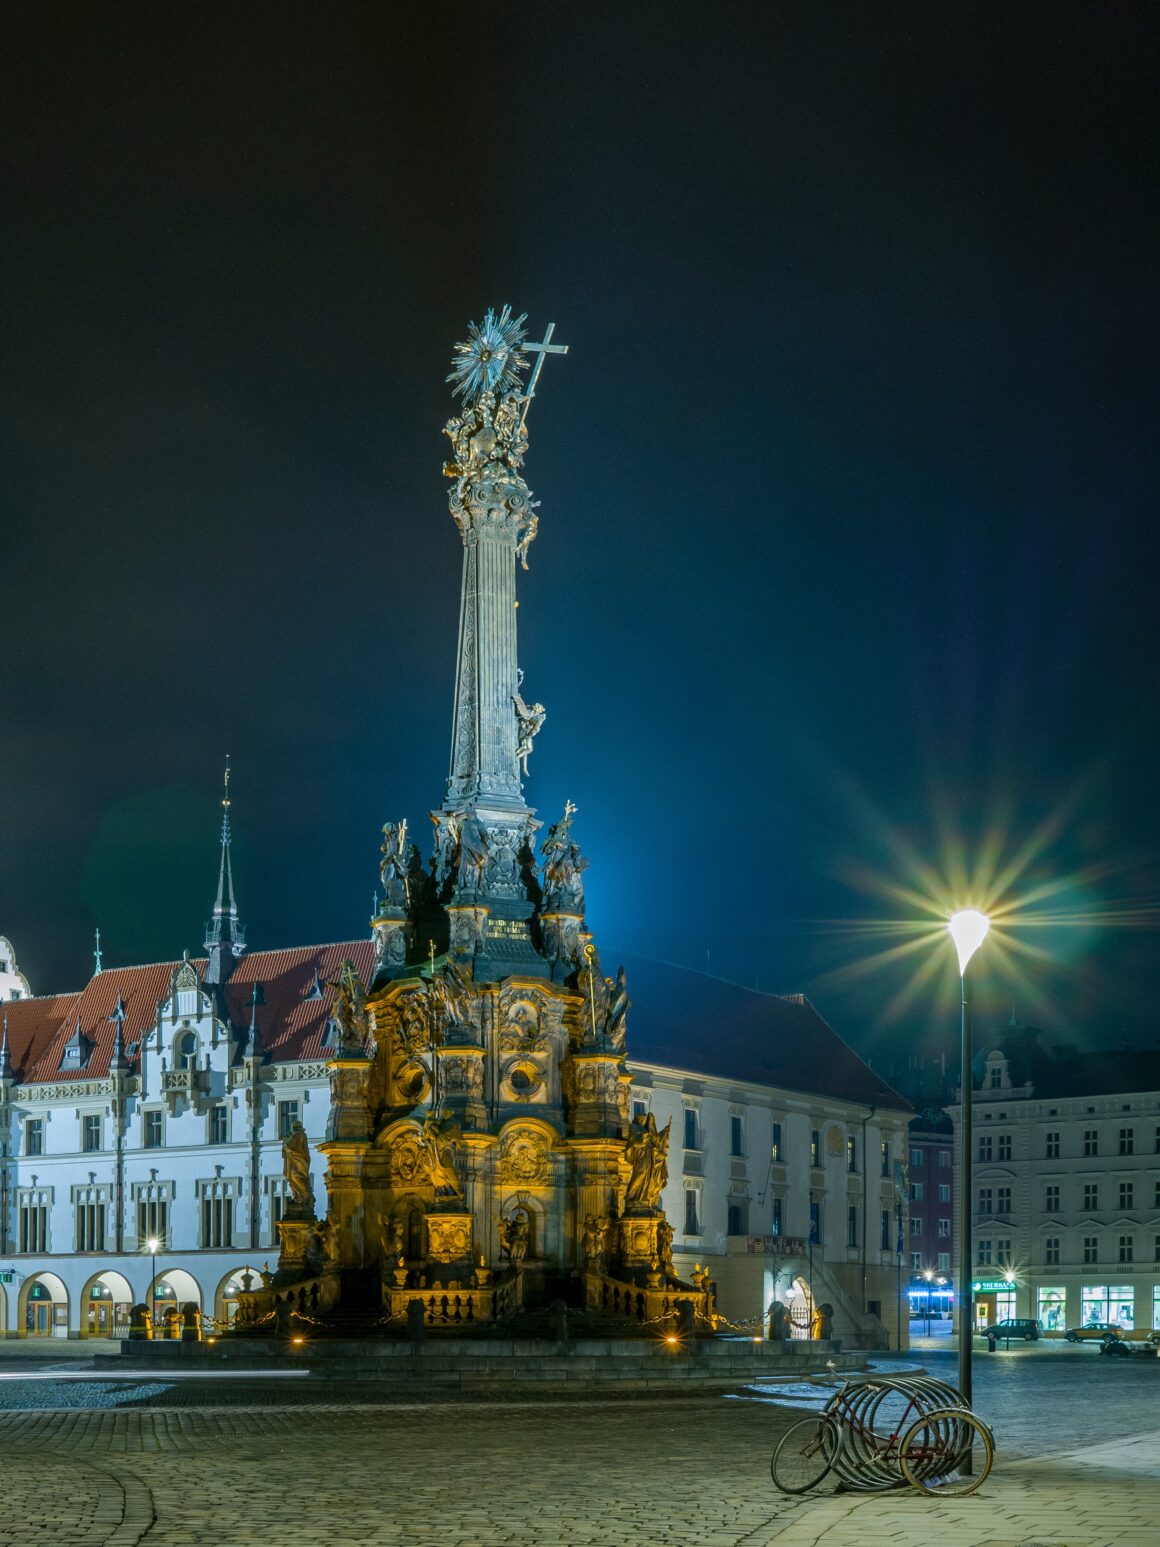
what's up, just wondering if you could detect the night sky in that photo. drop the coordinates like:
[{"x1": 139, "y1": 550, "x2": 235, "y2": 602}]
[{"x1": 3, "y1": 6, "x2": 1158, "y2": 1074}]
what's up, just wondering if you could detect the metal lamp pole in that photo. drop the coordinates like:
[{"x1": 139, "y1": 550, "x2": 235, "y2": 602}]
[
  {"x1": 949, "y1": 909, "x2": 989, "y2": 1467},
  {"x1": 147, "y1": 1235, "x2": 159, "y2": 1336}
]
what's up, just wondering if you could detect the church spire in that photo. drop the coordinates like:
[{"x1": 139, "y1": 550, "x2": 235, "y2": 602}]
[
  {"x1": 0, "y1": 1009, "x2": 13, "y2": 1081},
  {"x1": 204, "y1": 757, "x2": 246, "y2": 985}
]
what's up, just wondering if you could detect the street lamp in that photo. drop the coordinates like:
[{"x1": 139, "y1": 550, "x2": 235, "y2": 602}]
[
  {"x1": 147, "y1": 1235, "x2": 160, "y2": 1335},
  {"x1": 924, "y1": 1269, "x2": 935, "y2": 1336},
  {"x1": 948, "y1": 908, "x2": 989, "y2": 1440}
]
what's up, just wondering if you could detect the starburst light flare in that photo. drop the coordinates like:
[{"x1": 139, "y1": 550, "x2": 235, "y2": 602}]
[
  {"x1": 447, "y1": 305, "x2": 529, "y2": 402},
  {"x1": 948, "y1": 909, "x2": 990, "y2": 976}
]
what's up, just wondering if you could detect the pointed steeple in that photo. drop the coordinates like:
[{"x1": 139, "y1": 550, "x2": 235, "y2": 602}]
[
  {"x1": 0, "y1": 1008, "x2": 13, "y2": 1081},
  {"x1": 242, "y1": 980, "x2": 264, "y2": 1059},
  {"x1": 109, "y1": 996, "x2": 129, "y2": 1072},
  {"x1": 205, "y1": 756, "x2": 246, "y2": 985}
]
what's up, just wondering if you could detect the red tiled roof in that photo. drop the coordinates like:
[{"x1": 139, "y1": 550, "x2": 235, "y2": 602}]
[{"x1": 5, "y1": 941, "x2": 376, "y2": 1084}]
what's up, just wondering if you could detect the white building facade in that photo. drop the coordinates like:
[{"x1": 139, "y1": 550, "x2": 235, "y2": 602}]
[
  {"x1": 0, "y1": 937, "x2": 31, "y2": 1002},
  {"x1": 948, "y1": 1030, "x2": 1160, "y2": 1336}
]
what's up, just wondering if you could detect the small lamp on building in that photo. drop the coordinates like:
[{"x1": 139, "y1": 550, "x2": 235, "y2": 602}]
[{"x1": 948, "y1": 907, "x2": 990, "y2": 1462}]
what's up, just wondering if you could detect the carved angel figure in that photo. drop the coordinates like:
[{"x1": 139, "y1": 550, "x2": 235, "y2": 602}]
[
  {"x1": 282, "y1": 1121, "x2": 314, "y2": 1208},
  {"x1": 512, "y1": 690, "x2": 546, "y2": 777},
  {"x1": 624, "y1": 1112, "x2": 671, "y2": 1210},
  {"x1": 418, "y1": 1113, "x2": 464, "y2": 1201}
]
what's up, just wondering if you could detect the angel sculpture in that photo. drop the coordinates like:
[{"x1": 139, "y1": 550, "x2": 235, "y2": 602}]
[
  {"x1": 512, "y1": 690, "x2": 546, "y2": 777},
  {"x1": 499, "y1": 1211, "x2": 530, "y2": 1266},
  {"x1": 624, "y1": 1112, "x2": 671, "y2": 1210},
  {"x1": 418, "y1": 1113, "x2": 465, "y2": 1202},
  {"x1": 430, "y1": 957, "x2": 474, "y2": 1033}
]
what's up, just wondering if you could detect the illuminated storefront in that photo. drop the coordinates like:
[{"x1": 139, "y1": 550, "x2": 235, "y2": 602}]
[
  {"x1": 1036, "y1": 1285, "x2": 1066, "y2": 1332},
  {"x1": 1081, "y1": 1284, "x2": 1134, "y2": 1330}
]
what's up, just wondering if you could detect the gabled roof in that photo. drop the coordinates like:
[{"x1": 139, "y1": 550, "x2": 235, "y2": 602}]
[
  {"x1": 4, "y1": 941, "x2": 376, "y2": 1084},
  {"x1": 620, "y1": 954, "x2": 911, "y2": 1112}
]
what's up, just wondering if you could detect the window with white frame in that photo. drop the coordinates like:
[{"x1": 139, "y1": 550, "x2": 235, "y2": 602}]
[
  {"x1": 198, "y1": 1179, "x2": 237, "y2": 1249},
  {"x1": 18, "y1": 1189, "x2": 50, "y2": 1253},
  {"x1": 684, "y1": 1185, "x2": 701, "y2": 1235},
  {"x1": 683, "y1": 1107, "x2": 699, "y2": 1151},
  {"x1": 133, "y1": 1181, "x2": 173, "y2": 1247},
  {"x1": 74, "y1": 1186, "x2": 108, "y2": 1252}
]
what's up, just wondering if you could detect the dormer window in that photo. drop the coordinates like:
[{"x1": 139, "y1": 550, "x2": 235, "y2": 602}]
[
  {"x1": 304, "y1": 970, "x2": 325, "y2": 1001},
  {"x1": 59, "y1": 1025, "x2": 93, "y2": 1071},
  {"x1": 321, "y1": 1017, "x2": 340, "y2": 1052}
]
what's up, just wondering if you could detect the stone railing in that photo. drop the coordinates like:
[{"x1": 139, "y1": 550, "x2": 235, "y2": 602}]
[
  {"x1": 582, "y1": 1270, "x2": 713, "y2": 1329},
  {"x1": 384, "y1": 1271, "x2": 523, "y2": 1328}
]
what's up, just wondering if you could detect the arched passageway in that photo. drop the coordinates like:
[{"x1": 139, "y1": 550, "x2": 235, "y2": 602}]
[
  {"x1": 17, "y1": 1271, "x2": 69, "y2": 1338},
  {"x1": 80, "y1": 1270, "x2": 135, "y2": 1337}
]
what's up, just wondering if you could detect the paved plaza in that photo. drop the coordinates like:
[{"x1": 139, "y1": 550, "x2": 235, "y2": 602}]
[{"x1": 1, "y1": 1346, "x2": 1159, "y2": 1546}]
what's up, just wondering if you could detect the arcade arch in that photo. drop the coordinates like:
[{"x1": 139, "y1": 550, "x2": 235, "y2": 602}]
[
  {"x1": 18, "y1": 1271, "x2": 69, "y2": 1338},
  {"x1": 80, "y1": 1270, "x2": 134, "y2": 1337}
]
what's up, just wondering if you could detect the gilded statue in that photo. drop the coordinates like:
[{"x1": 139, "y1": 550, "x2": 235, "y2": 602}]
[
  {"x1": 282, "y1": 1121, "x2": 314, "y2": 1210},
  {"x1": 624, "y1": 1112, "x2": 671, "y2": 1210},
  {"x1": 418, "y1": 1113, "x2": 465, "y2": 1202},
  {"x1": 605, "y1": 966, "x2": 629, "y2": 1049},
  {"x1": 327, "y1": 959, "x2": 368, "y2": 1056},
  {"x1": 499, "y1": 1211, "x2": 530, "y2": 1266},
  {"x1": 657, "y1": 1217, "x2": 675, "y2": 1276}
]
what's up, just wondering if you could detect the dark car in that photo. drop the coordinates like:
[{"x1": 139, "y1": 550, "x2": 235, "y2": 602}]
[{"x1": 985, "y1": 1317, "x2": 1041, "y2": 1341}]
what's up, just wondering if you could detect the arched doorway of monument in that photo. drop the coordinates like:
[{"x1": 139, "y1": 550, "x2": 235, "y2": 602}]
[
  {"x1": 786, "y1": 1275, "x2": 814, "y2": 1339},
  {"x1": 151, "y1": 1268, "x2": 202, "y2": 1340},
  {"x1": 80, "y1": 1270, "x2": 134, "y2": 1338},
  {"x1": 18, "y1": 1270, "x2": 69, "y2": 1338},
  {"x1": 216, "y1": 1267, "x2": 264, "y2": 1331}
]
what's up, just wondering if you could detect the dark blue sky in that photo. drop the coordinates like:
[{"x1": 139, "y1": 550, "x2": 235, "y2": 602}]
[{"x1": 3, "y1": 5, "x2": 1158, "y2": 1073}]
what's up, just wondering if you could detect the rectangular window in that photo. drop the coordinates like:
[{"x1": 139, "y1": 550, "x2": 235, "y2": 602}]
[
  {"x1": 1120, "y1": 1128, "x2": 1134, "y2": 1156},
  {"x1": 937, "y1": 1252, "x2": 950, "y2": 1271},
  {"x1": 766, "y1": 1119, "x2": 778, "y2": 1161},
  {"x1": 210, "y1": 1105, "x2": 228, "y2": 1146},
  {"x1": 880, "y1": 1209, "x2": 891, "y2": 1250},
  {"x1": 847, "y1": 1135, "x2": 858, "y2": 1173},
  {"x1": 938, "y1": 1217, "x2": 951, "y2": 1237},
  {"x1": 271, "y1": 1189, "x2": 286, "y2": 1248},
  {"x1": 137, "y1": 1197, "x2": 169, "y2": 1247},
  {"x1": 684, "y1": 1188, "x2": 700, "y2": 1235},
  {"x1": 731, "y1": 1115, "x2": 745, "y2": 1157},
  {"x1": 1155, "y1": 1125, "x2": 1160, "y2": 1155},
  {"x1": 632, "y1": 1098, "x2": 647, "y2": 1120},
  {"x1": 911, "y1": 1251, "x2": 922, "y2": 1271},
  {"x1": 847, "y1": 1205, "x2": 859, "y2": 1248},
  {"x1": 1082, "y1": 1284, "x2": 1135, "y2": 1331},
  {"x1": 143, "y1": 1110, "x2": 163, "y2": 1149},
  {"x1": 1083, "y1": 1236, "x2": 1098, "y2": 1265},
  {"x1": 998, "y1": 1134, "x2": 1012, "y2": 1161},
  {"x1": 1045, "y1": 1131, "x2": 1060, "y2": 1159},
  {"x1": 24, "y1": 1119, "x2": 43, "y2": 1157},
  {"x1": 1045, "y1": 1185, "x2": 1060, "y2": 1212},
  {"x1": 1083, "y1": 1183, "x2": 1099, "y2": 1212},
  {"x1": 910, "y1": 1182, "x2": 923, "y2": 1201},
  {"x1": 201, "y1": 1194, "x2": 234, "y2": 1250},
  {"x1": 977, "y1": 1239, "x2": 992, "y2": 1266},
  {"x1": 881, "y1": 1140, "x2": 891, "y2": 1178},
  {"x1": 910, "y1": 1216, "x2": 922, "y2": 1236},
  {"x1": 771, "y1": 1196, "x2": 783, "y2": 1236},
  {"x1": 810, "y1": 1129, "x2": 820, "y2": 1168},
  {"x1": 1119, "y1": 1235, "x2": 1134, "y2": 1264},
  {"x1": 277, "y1": 1100, "x2": 300, "y2": 1141},
  {"x1": 978, "y1": 1136, "x2": 993, "y2": 1162},
  {"x1": 996, "y1": 1186, "x2": 1011, "y2": 1215},
  {"x1": 1084, "y1": 1129, "x2": 1098, "y2": 1157},
  {"x1": 909, "y1": 1147, "x2": 922, "y2": 1168},
  {"x1": 996, "y1": 1240, "x2": 1012, "y2": 1268},
  {"x1": 978, "y1": 1188, "x2": 993, "y2": 1215},
  {"x1": 1045, "y1": 1238, "x2": 1060, "y2": 1266},
  {"x1": 1120, "y1": 1181, "x2": 1134, "y2": 1210},
  {"x1": 1155, "y1": 1234, "x2": 1160, "y2": 1264},
  {"x1": 82, "y1": 1115, "x2": 101, "y2": 1153},
  {"x1": 938, "y1": 1149, "x2": 951, "y2": 1167},
  {"x1": 683, "y1": 1108, "x2": 698, "y2": 1151},
  {"x1": 938, "y1": 1184, "x2": 951, "y2": 1203},
  {"x1": 18, "y1": 1198, "x2": 49, "y2": 1253},
  {"x1": 76, "y1": 1201, "x2": 106, "y2": 1252},
  {"x1": 727, "y1": 1201, "x2": 748, "y2": 1236},
  {"x1": 989, "y1": 1066, "x2": 1002, "y2": 1089},
  {"x1": 809, "y1": 1198, "x2": 821, "y2": 1244}
]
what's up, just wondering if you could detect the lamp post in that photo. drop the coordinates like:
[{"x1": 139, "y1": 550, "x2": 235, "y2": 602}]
[
  {"x1": 924, "y1": 1269, "x2": 934, "y2": 1336},
  {"x1": 948, "y1": 908, "x2": 990, "y2": 1448},
  {"x1": 147, "y1": 1235, "x2": 159, "y2": 1335}
]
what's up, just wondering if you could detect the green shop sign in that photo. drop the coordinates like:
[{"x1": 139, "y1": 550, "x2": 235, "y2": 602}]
[{"x1": 971, "y1": 1279, "x2": 1016, "y2": 1293}]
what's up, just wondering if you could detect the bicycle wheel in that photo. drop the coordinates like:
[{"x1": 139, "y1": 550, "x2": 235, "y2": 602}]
[
  {"x1": 771, "y1": 1415, "x2": 838, "y2": 1494},
  {"x1": 899, "y1": 1407, "x2": 993, "y2": 1497}
]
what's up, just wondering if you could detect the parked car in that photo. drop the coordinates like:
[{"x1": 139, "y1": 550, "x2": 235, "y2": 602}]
[
  {"x1": 1065, "y1": 1321, "x2": 1126, "y2": 1342},
  {"x1": 1099, "y1": 1334, "x2": 1160, "y2": 1357},
  {"x1": 984, "y1": 1317, "x2": 1041, "y2": 1341}
]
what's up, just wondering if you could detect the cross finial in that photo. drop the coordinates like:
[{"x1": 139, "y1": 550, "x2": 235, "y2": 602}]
[
  {"x1": 564, "y1": 799, "x2": 578, "y2": 821},
  {"x1": 520, "y1": 322, "x2": 569, "y2": 424},
  {"x1": 93, "y1": 928, "x2": 103, "y2": 976},
  {"x1": 428, "y1": 939, "x2": 437, "y2": 979}
]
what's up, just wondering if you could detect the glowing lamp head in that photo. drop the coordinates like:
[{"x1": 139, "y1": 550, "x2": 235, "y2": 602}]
[
  {"x1": 147, "y1": 1237, "x2": 160, "y2": 1253},
  {"x1": 948, "y1": 909, "x2": 990, "y2": 975}
]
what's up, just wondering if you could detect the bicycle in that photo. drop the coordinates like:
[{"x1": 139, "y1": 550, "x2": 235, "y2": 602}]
[{"x1": 770, "y1": 1374, "x2": 994, "y2": 1498}]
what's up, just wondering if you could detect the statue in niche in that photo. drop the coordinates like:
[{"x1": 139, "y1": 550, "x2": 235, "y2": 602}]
[
  {"x1": 541, "y1": 801, "x2": 587, "y2": 908},
  {"x1": 429, "y1": 810, "x2": 460, "y2": 890},
  {"x1": 310, "y1": 1216, "x2": 341, "y2": 1272},
  {"x1": 456, "y1": 813, "x2": 490, "y2": 893},
  {"x1": 624, "y1": 1112, "x2": 671, "y2": 1210},
  {"x1": 327, "y1": 959, "x2": 368, "y2": 1055},
  {"x1": 486, "y1": 829, "x2": 520, "y2": 892},
  {"x1": 582, "y1": 1214, "x2": 608, "y2": 1269},
  {"x1": 418, "y1": 1113, "x2": 465, "y2": 1202},
  {"x1": 282, "y1": 1121, "x2": 315, "y2": 1210},
  {"x1": 378, "y1": 820, "x2": 411, "y2": 907},
  {"x1": 500, "y1": 1210, "x2": 530, "y2": 1266},
  {"x1": 381, "y1": 1216, "x2": 405, "y2": 1268},
  {"x1": 512, "y1": 689, "x2": 546, "y2": 777}
]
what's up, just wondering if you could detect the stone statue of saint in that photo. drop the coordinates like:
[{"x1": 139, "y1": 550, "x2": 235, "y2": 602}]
[
  {"x1": 541, "y1": 802, "x2": 587, "y2": 909},
  {"x1": 379, "y1": 820, "x2": 410, "y2": 906},
  {"x1": 456, "y1": 814, "x2": 490, "y2": 894},
  {"x1": 581, "y1": 1214, "x2": 608, "y2": 1269},
  {"x1": 419, "y1": 1113, "x2": 464, "y2": 1201},
  {"x1": 657, "y1": 1217, "x2": 675, "y2": 1276},
  {"x1": 605, "y1": 966, "x2": 629, "y2": 1049},
  {"x1": 624, "y1": 1112, "x2": 671, "y2": 1210},
  {"x1": 381, "y1": 1216, "x2": 405, "y2": 1267},
  {"x1": 328, "y1": 960, "x2": 368, "y2": 1055},
  {"x1": 512, "y1": 690, "x2": 546, "y2": 777},
  {"x1": 282, "y1": 1121, "x2": 314, "y2": 1210},
  {"x1": 500, "y1": 1211, "x2": 530, "y2": 1266},
  {"x1": 429, "y1": 958, "x2": 474, "y2": 1034}
]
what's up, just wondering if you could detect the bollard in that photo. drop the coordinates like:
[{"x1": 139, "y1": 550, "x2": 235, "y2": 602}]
[
  {"x1": 180, "y1": 1301, "x2": 201, "y2": 1342},
  {"x1": 405, "y1": 1299, "x2": 427, "y2": 1343},
  {"x1": 274, "y1": 1298, "x2": 293, "y2": 1338},
  {"x1": 549, "y1": 1298, "x2": 569, "y2": 1344},
  {"x1": 127, "y1": 1303, "x2": 152, "y2": 1341}
]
